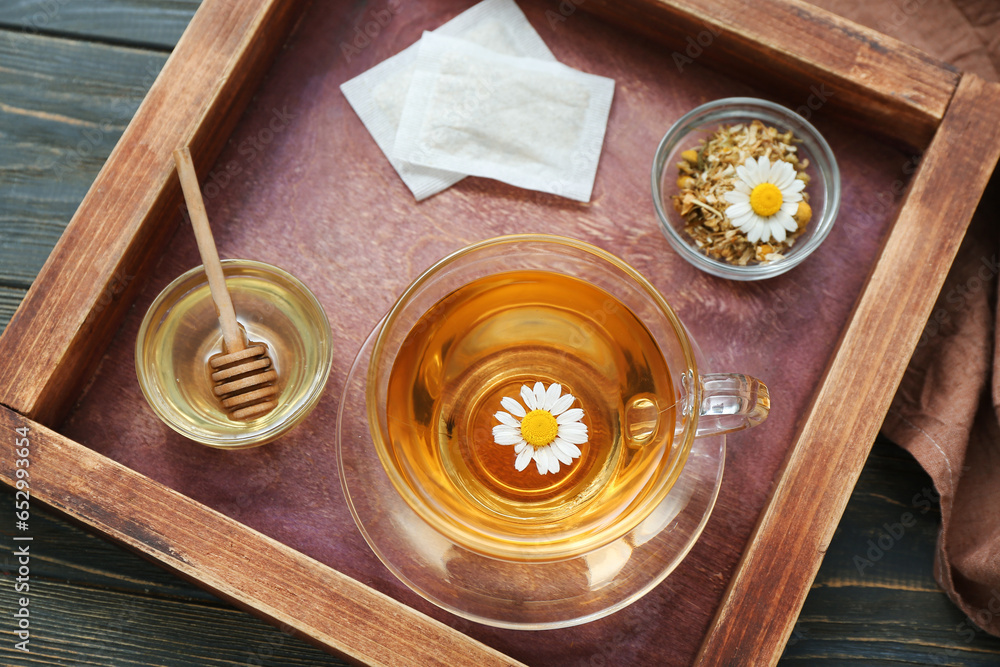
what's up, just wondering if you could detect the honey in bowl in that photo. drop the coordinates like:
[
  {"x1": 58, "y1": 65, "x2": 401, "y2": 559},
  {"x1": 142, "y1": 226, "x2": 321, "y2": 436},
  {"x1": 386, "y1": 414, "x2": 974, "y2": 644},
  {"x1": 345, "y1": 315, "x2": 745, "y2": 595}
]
[{"x1": 136, "y1": 260, "x2": 333, "y2": 448}]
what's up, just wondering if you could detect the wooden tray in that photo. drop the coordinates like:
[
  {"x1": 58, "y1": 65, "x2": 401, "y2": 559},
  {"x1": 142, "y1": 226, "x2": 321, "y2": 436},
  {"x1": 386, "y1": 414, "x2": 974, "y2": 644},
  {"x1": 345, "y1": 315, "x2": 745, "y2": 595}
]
[{"x1": 2, "y1": 0, "x2": 999, "y2": 665}]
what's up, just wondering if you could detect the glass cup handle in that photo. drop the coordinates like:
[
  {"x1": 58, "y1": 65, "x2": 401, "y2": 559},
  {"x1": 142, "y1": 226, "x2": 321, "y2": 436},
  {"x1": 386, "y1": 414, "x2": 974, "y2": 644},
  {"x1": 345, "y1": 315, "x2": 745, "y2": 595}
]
[{"x1": 695, "y1": 373, "x2": 770, "y2": 437}]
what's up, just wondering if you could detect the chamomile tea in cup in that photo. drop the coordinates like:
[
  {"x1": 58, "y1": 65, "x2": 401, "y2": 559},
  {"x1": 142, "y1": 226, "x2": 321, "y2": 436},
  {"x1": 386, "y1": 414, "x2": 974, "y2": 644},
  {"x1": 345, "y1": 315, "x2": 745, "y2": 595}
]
[{"x1": 366, "y1": 235, "x2": 768, "y2": 561}]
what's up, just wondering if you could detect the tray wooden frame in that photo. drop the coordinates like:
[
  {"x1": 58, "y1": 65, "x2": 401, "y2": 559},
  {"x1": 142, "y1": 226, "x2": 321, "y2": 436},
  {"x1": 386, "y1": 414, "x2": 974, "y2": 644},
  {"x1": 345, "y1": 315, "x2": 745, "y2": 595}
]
[{"x1": 2, "y1": 0, "x2": 999, "y2": 664}]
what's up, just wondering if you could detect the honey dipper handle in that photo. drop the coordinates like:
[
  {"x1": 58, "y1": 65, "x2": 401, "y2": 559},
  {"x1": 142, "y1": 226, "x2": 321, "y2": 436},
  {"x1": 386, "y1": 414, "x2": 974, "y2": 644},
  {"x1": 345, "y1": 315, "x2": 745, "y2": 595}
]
[{"x1": 173, "y1": 147, "x2": 245, "y2": 354}]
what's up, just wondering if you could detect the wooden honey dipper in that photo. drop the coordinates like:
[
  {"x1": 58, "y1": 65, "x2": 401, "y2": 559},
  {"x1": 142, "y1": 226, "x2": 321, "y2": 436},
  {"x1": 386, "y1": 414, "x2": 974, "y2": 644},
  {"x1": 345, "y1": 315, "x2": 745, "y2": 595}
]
[{"x1": 173, "y1": 147, "x2": 279, "y2": 420}]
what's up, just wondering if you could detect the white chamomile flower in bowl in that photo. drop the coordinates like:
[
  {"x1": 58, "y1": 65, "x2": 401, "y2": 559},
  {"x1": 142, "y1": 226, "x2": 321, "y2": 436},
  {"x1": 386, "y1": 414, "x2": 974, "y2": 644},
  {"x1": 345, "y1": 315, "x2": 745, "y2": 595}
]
[
  {"x1": 492, "y1": 381, "x2": 588, "y2": 475},
  {"x1": 724, "y1": 156, "x2": 805, "y2": 244}
]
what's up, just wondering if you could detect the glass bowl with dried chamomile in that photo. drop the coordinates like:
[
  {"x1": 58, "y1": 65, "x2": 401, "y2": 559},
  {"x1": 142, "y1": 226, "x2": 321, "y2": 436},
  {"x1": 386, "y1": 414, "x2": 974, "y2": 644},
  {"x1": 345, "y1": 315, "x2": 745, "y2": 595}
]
[{"x1": 652, "y1": 98, "x2": 840, "y2": 280}]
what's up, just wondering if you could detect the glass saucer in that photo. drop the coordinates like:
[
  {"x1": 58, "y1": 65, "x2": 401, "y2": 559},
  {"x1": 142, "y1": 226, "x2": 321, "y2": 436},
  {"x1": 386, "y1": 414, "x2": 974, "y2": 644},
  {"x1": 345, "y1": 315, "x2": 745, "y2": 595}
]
[{"x1": 336, "y1": 320, "x2": 726, "y2": 630}]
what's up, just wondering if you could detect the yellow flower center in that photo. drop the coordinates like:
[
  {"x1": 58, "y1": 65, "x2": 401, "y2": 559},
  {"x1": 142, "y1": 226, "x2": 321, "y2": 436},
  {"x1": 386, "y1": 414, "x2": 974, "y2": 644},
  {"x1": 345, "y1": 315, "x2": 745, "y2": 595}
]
[
  {"x1": 521, "y1": 409, "x2": 558, "y2": 448},
  {"x1": 749, "y1": 182, "x2": 783, "y2": 217}
]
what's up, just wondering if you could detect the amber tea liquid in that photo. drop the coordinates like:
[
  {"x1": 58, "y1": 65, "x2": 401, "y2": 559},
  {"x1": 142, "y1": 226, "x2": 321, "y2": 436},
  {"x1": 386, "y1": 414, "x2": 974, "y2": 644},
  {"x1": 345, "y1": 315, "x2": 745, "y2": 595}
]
[{"x1": 384, "y1": 270, "x2": 676, "y2": 559}]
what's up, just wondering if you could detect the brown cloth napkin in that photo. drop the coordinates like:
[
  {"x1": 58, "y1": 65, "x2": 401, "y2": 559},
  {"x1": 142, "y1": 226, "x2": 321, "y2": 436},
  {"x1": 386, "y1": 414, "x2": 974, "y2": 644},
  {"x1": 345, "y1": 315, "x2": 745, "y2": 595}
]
[
  {"x1": 810, "y1": 0, "x2": 1000, "y2": 637},
  {"x1": 883, "y1": 209, "x2": 1000, "y2": 637}
]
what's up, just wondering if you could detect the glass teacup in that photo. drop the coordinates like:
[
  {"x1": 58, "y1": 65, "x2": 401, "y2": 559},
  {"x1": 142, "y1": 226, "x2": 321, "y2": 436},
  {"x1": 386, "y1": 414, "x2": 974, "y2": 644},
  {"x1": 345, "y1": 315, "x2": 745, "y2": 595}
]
[{"x1": 339, "y1": 234, "x2": 768, "y2": 627}]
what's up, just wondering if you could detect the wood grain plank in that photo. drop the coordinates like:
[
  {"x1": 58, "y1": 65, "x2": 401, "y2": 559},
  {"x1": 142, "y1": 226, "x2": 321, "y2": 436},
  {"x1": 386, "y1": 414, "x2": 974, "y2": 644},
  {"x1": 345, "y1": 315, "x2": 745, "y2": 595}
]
[
  {"x1": 3, "y1": 490, "x2": 348, "y2": 664},
  {"x1": 0, "y1": 289, "x2": 26, "y2": 334},
  {"x1": 781, "y1": 438, "x2": 1000, "y2": 664},
  {"x1": 584, "y1": 0, "x2": 960, "y2": 147},
  {"x1": 0, "y1": 0, "x2": 199, "y2": 50},
  {"x1": 0, "y1": 406, "x2": 523, "y2": 667},
  {"x1": 1, "y1": 487, "x2": 217, "y2": 600},
  {"x1": 697, "y1": 74, "x2": 1000, "y2": 666},
  {"x1": 0, "y1": 0, "x2": 309, "y2": 426},
  {"x1": 0, "y1": 29, "x2": 168, "y2": 331},
  {"x1": 0, "y1": 577, "x2": 348, "y2": 666}
]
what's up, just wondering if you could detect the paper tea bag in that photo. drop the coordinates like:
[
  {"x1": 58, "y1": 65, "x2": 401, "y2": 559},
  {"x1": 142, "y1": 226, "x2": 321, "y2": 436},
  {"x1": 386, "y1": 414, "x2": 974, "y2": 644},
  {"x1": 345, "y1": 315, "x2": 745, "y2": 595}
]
[
  {"x1": 394, "y1": 32, "x2": 615, "y2": 202},
  {"x1": 340, "y1": 0, "x2": 555, "y2": 200}
]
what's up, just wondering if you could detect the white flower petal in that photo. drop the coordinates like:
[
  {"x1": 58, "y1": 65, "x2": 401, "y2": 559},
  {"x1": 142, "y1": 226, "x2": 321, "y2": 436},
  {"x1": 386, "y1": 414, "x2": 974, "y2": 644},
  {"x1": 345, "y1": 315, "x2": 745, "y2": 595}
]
[
  {"x1": 736, "y1": 162, "x2": 754, "y2": 187},
  {"x1": 543, "y1": 383, "x2": 561, "y2": 410},
  {"x1": 551, "y1": 439, "x2": 578, "y2": 463},
  {"x1": 550, "y1": 393, "x2": 575, "y2": 416},
  {"x1": 495, "y1": 411, "x2": 519, "y2": 427},
  {"x1": 765, "y1": 160, "x2": 781, "y2": 183},
  {"x1": 730, "y1": 210, "x2": 754, "y2": 228},
  {"x1": 554, "y1": 437, "x2": 582, "y2": 458},
  {"x1": 547, "y1": 448, "x2": 561, "y2": 474},
  {"x1": 558, "y1": 420, "x2": 588, "y2": 432},
  {"x1": 521, "y1": 384, "x2": 537, "y2": 410},
  {"x1": 726, "y1": 202, "x2": 751, "y2": 218},
  {"x1": 756, "y1": 156, "x2": 770, "y2": 181},
  {"x1": 501, "y1": 396, "x2": 525, "y2": 417},
  {"x1": 515, "y1": 447, "x2": 533, "y2": 471},
  {"x1": 556, "y1": 408, "x2": 584, "y2": 424},
  {"x1": 533, "y1": 382, "x2": 546, "y2": 409},
  {"x1": 734, "y1": 180, "x2": 752, "y2": 195},
  {"x1": 559, "y1": 429, "x2": 589, "y2": 445},
  {"x1": 550, "y1": 441, "x2": 572, "y2": 465},
  {"x1": 768, "y1": 159, "x2": 789, "y2": 185},
  {"x1": 783, "y1": 190, "x2": 802, "y2": 204},
  {"x1": 772, "y1": 165, "x2": 796, "y2": 190},
  {"x1": 787, "y1": 178, "x2": 806, "y2": 193},
  {"x1": 514, "y1": 442, "x2": 528, "y2": 454},
  {"x1": 780, "y1": 201, "x2": 799, "y2": 217},
  {"x1": 775, "y1": 210, "x2": 798, "y2": 232},
  {"x1": 724, "y1": 189, "x2": 749, "y2": 204},
  {"x1": 494, "y1": 429, "x2": 522, "y2": 446},
  {"x1": 746, "y1": 218, "x2": 766, "y2": 243},
  {"x1": 534, "y1": 447, "x2": 550, "y2": 474},
  {"x1": 770, "y1": 221, "x2": 787, "y2": 243}
]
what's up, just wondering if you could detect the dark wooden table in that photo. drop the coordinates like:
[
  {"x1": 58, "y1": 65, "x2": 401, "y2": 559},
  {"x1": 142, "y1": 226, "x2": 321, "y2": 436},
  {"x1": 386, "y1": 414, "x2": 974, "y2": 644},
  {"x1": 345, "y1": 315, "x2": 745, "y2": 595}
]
[{"x1": 2, "y1": 2, "x2": 1000, "y2": 665}]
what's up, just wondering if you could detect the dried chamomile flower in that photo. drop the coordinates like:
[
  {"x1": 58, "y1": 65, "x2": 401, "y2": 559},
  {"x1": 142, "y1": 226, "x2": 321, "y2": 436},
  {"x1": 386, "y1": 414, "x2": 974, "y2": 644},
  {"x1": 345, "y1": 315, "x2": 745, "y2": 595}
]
[{"x1": 672, "y1": 120, "x2": 811, "y2": 266}]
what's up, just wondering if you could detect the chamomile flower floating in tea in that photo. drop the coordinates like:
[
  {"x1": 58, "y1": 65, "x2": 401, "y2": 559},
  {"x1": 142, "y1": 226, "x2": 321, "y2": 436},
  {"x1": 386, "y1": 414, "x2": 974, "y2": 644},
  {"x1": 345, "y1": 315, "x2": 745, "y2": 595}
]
[
  {"x1": 673, "y1": 120, "x2": 813, "y2": 265},
  {"x1": 724, "y1": 156, "x2": 805, "y2": 244},
  {"x1": 493, "y1": 381, "x2": 588, "y2": 475}
]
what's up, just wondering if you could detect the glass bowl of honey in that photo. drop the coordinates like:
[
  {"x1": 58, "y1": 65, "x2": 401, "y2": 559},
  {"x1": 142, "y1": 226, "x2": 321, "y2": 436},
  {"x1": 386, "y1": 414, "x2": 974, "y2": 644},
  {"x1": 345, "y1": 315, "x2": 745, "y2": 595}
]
[{"x1": 136, "y1": 259, "x2": 333, "y2": 448}]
